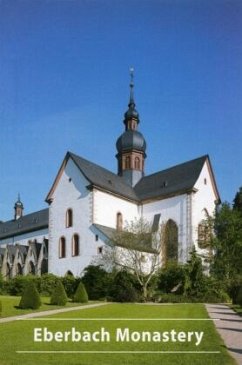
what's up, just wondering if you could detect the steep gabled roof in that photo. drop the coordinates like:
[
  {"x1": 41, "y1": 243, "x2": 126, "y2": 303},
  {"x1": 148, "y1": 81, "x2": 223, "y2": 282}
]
[
  {"x1": 0, "y1": 208, "x2": 49, "y2": 240},
  {"x1": 46, "y1": 151, "x2": 219, "y2": 205},
  {"x1": 46, "y1": 152, "x2": 139, "y2": 203},
  {"x1": 134, "y1": 155, "x2": 211, "y2": 201},
  {"x1": 17, "y1": 245, "x2": 29, "y2": 258},
  {"x1": 70, "y1": 152, "x2": 139, "y2": 201}
]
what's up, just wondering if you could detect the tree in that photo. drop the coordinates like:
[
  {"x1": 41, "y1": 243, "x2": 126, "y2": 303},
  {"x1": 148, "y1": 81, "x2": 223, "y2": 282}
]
[
  {"x1": 50, "y1": 279, "x2": 68, "y2": 306},
  {"x1": 109, "y1": 270, "x2": 140, "y2": 302},
  {"x1": 211, "y1": 202, "x2": 242, "y2": 281},
  {"x1": 99, "y1": 218, "x2": 162, "y2": 300},
  {"x1": 233, "y1": 186, "x2": 242, "y2": 213},
  {"x1": 184, "y1": 247, "x2": 205, "y2": 297},
  {"x1": 19, "y1": 281, "x2": 41, "y2": 309}
]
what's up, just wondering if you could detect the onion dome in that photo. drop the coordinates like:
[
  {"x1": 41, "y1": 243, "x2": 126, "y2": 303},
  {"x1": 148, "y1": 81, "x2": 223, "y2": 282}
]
[{"x1": 116, "y1": 130, "x2": 146, "y2": 154}]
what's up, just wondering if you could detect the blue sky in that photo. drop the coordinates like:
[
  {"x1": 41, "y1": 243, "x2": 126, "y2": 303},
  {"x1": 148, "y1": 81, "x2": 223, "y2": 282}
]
[{"x1": 0, "y1": 0, "x2": 242, "y2": 221}]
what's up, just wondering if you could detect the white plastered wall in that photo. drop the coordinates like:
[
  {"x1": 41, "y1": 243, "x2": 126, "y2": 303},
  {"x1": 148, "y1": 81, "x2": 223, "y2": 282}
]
[
  {"x1": 142, "y1": 194, "x2": 188, "y2": 263},
  {"x1": 93, "y1": 190, "x2": 140, "y2": 228},
  {"x1": 48, "y1": 158, "x2": 106, "y2": 277},
  {"x1": 192, "y1": 160, "x2": 218, "y2": 254}
]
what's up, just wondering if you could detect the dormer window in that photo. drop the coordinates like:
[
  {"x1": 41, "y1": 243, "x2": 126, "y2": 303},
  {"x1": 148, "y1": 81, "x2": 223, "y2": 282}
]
[{"x1": 66, "y1": 209, "x2": 73, "y2": 228}]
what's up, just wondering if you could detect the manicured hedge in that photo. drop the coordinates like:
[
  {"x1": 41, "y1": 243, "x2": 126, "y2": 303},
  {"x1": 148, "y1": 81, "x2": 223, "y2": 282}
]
[
  {"x1": 19, "y1": 281, "x2": 41, "y2": 309},
  {"x1": 73, "y1": 282, "x2": 88, "y2": 303},
  {"x1": 50, "y1": 280, "x2": 68, "y2": 306}
]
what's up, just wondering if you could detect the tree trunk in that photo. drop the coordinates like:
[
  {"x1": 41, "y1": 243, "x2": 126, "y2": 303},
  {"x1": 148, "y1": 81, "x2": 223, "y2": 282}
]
[{"x1": 143, "y1": 283, "x2": 148, "y2": 301}]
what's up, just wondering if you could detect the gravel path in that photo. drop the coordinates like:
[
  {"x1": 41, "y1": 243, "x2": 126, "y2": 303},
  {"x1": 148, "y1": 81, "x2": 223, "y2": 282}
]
[
  {"x1": 0, "y1": 302, "x2": 109, "y2": 324},
  {"x1": 206, "y1": 304, "x2": 242, "y2": 365}
]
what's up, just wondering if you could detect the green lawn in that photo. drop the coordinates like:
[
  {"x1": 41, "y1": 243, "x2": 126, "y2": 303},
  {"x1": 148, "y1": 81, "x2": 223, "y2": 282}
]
[
  {"x1": 0, "y1": 303, "x2": 236, "y2": 365},
  {"x1": 0, "y1": 295, "x2": 94, "y2": 318}
]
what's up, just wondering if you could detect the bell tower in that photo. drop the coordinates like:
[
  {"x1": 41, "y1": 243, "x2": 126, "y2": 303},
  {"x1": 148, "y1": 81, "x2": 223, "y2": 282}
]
[
  {"x1": 14, "y1": 194, "x2": 24, "y2": 220},
  {"x1": 116, "y1": 68, "x2": 146, "y2": 186}
]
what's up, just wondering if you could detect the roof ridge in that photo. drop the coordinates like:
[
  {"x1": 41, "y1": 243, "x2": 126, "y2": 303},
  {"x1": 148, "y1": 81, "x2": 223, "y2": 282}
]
[
  {"x1": 69, "y1": 151, "x2": 120, "y2": 178},
  {"x1": 140, "y1": 155, "x2": 208, "y2": 181},
  {"x1": 1, "y1": 207, "x2": 49, "y2": 225}
]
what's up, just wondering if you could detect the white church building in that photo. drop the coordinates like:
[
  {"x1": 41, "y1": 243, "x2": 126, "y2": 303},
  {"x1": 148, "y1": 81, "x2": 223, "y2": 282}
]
[{"x1": 0, "y1": 74, "x2": 220, "y2": 278}]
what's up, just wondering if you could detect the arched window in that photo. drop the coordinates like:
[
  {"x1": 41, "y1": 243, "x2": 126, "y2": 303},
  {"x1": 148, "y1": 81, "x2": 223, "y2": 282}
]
[
  {"x1": 125, "y1": 156, "x2": 131, "y2": 169},
  {"x1": 28, "y1": 261, "x2": 35, "y2": 275},
  {"x1": 197, "y1": 221, "x2": 211, "y2": 249},
  {"x1": 59, "y1": 237, "x2": 66, "y2": 258},
  {"x1": 163, "y1": 219, "x2": 178, "y2": 265},
  {"x1": 66, "y1": 209, "x2": 73, "y2": 228},
  {"x1": 16, "y1": 263, "x2": 22, "y2": 276},
  {"x1": 116, "y1": 212, "x2": 123, "y2": 231},
  {"x1": 66, "y1": 270, "x2": 74, "y2": 276},
  {"x1": 134, "y1": 157, "x2": 140, "y2": 170},
  {"x1": 6, "y1": 262, "x2": 11, "y2": 279},
  {"x1": 72, "y1": 234, "x2": 79, "y2": 256},
  {"x1": 41, "y1": 259, "x2": 48, "y2": 275}
]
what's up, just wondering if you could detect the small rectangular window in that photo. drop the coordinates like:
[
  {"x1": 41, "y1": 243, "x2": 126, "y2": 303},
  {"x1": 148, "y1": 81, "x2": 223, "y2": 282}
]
[
  {"x1": 97, "y1": 246, "x2": 103, "y2": 254},
  {"x1": 95, "y1": 234, "x2": 99, "y2": 241}
]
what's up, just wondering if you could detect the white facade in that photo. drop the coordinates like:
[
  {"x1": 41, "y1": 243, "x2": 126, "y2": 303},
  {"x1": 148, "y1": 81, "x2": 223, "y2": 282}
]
[
  {"x1": 48, "y1": 158, "x2": 104, "y2": 277},
  {"x1": 0, "y1": 153, "x2": 219, "y2": 278},
  {"x1": 93, "y1": 189, "x2": 140, "y2": 228},
  {"x1": 45, "y1": 154, "x2": 219, "y2": 276}
]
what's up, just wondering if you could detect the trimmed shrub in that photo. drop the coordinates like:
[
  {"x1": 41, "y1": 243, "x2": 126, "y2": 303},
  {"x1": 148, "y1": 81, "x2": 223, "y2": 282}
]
[
  {"x1": 50, "y1": 280, "x2": 68, "y2": 306},
  {"x1": 73, "y1": 282, "x2": 88, "y2": 303},
  {"x1": 19, "y1": 281, "x2": 41, "y2": 309}
]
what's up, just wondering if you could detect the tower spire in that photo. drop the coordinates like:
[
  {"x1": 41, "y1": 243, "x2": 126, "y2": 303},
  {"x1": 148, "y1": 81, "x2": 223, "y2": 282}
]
[
  {"x1": 116, "y1": 69, "x2": 147, "y2": 186},
  {"x1": 129, "y1": 67, "x2": 135, "y2": 105},
  {"x1": 123, "y1": 67, "x2": 139, "y2": 129}
]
